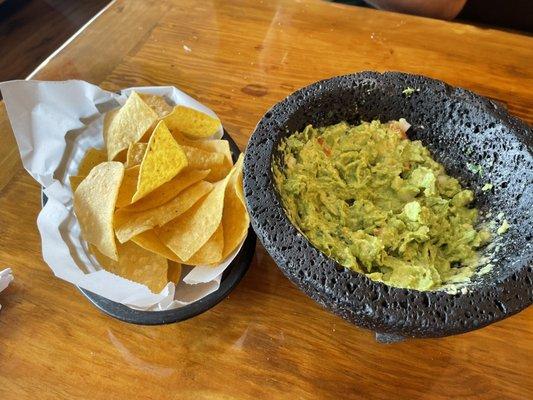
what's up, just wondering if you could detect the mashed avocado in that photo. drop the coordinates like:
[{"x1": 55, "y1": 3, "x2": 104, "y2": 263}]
[{"x1": 273, "y1": 120, "x2": 491, "y2": 291}]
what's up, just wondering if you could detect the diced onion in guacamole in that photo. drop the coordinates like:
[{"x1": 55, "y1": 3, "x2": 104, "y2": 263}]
[{"x1": 273, "y1": 120, "x2": 491, "y2": 291}]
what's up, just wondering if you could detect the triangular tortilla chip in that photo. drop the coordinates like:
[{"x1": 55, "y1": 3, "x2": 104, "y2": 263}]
[
  {"x1": 172, "y1": 133, "x2": 232, "y2": 164},
  {"x1": 90, "y1": 242, "x2": 168, "y2": 293},
  {"x1": 156, "y1": 168, "x2": 236, "y2": 261},
  {"x1": 126, "y1": 142, "x2": 147, "y2": 167},
  {"x1": 103, "y1": 108, "x2": 118, "y2": 144},
  {"x1": 182, "y1": 146, "x2": 230, "y2": 182},
  {"x1": 105, "y1": 91, "x2": 158, "y2": 160},
  {"x1": 132, "y1": 121, "x2": 188, "y2": 202},
  {"x1": 124, "y1": 169, "x2": 210, "y2": 212},
  {"x1": 77, "y1": 148, "x2": 107, "y2": 176},
  {"x1": 115, "y1": 181, "x2": 213, "y2": 243},
  {"x1": 139, "y1": 93, "x2": 173, "y2": 118},
  {"x1": 115, "y1": 165, "x2": 140, "y2": 208},
  {"x1": 131, "y1": 230, "x2": 183, "y2": 263},
  {"x1": 163, "y1": 105, "x2": 221, "y2": 138},
  {"x1": 74, "y1": 162, "x2": 124, "y2": 260},
  {"x1": 182, "y1": 146, "x2": 225, "y2": 169},
  {"x1": 185, "y1": 224, "x2": 224, "y2": 265},
  {"x1": 221, "y1": 154, "x2": 249, "y2": 258}
]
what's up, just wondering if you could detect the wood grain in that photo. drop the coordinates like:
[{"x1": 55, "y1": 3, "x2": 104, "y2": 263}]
[
  {"x1": 0, "y1": 0, "x2": 110, "y2": 81},
  {"x1": 0, "y1": 102, "x2": 20, "y2": 191},
  {"x1": 0, "y1": 1, "x2": 531, "y2": 399}
]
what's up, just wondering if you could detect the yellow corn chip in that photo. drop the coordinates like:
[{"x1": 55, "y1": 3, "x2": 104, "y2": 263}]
[
  {"x1": 156, "y1": 168, "x2": 236, "y2": 261},
  {"x1": 182, "y1": 146, "x2": 230, "y2": 182},
  {"x1": 132, "y1": 121, "x2": 188, "y2": 202},
  {"x1": 69, "y1": 175, "x2": 86, "y2": 192},
  {"x1": 173, "y1": 133, "x2": 232, "y2": 164},
  {"x1": 90, "y1": 242, "x2": 168, "y2": 293},
  {"x1": 182, "y1": 145, "x2": 225, "y2": 169},
  {"x1": 103, "y1": 108, "x2": 118, "y2": 144},
  {"x1": 131, "y1": 230, "x2": 184, "y2": 263},
  {"x1": 185, "y1": 224, "x2": 224, "y2": 265},
  {"x1": 115, "y1": 165, "x2": 140, "y2": 208},
  {"x1": 195, "y1": 140, "x2": 232, "y2": 165},
  {"x1": 221, "y1": 154, "x2": 249, "y2": 258},
  {"x1": 115, "y1": 181, "x2": 213, "y2": 243},
  {"x1": 167, "y1": 261, "x2": 182, "y2": 284},
  {"x1": 125, "y1": 169, "x2": 210, "y2": 213},
  {"x1": 126, "y1": 142, "x2": 147, "y2": 167},
  {"x1": 77, "y1": 148, "x2": 107, "y2": 176},
  {"x1": 105, "y1": 91, "x2": 158, "y2": 161},
  {"x1": 163, "y1": 105, "x2": 221, "y2": 139},
  {"x1": 139, "y1": 93, "x2": 173, "y2": 118},
  {"x1": 74, "y1": 162, "x2": 124, "y2": 260}
]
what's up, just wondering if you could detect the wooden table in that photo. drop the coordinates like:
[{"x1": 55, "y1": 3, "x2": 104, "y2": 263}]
[{"x1": 0, "y1": 1, "x2": 531, "y2": 398}]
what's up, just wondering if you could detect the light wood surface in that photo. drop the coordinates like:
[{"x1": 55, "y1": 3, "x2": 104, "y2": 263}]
[
  {"x1": 0, "y1": 103, "x2": 20, "y2": 191},
  {"x1": 0, "y1": 1, "x2": 531, "y2": 399}
]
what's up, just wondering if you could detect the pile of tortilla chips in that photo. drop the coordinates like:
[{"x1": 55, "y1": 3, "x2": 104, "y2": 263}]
[{"x1": 71, "y1": 91, "x2": 249, "y2": 294}]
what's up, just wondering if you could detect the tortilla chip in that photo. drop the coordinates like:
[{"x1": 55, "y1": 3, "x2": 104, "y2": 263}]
[
  {"x1": 173, "y1": 133, "x2": 232, "y2": 164},
  {"x1": 115, "y1": 165, "x2": 140, "y2": 208},
  {"x1": 74, "y1": 162, "x2": 124, "y2": 260},
  {"x1": 156, "y1": 168, "x2": 235, "y2": 261},
  {"x1": 103, "y1": 108, "x2": 118, "y2": 144},
  {"x1": 124, "y1": 169, "x2": 210, "y2": 212},
  {"x1": 167, "y1": 261, "x2": 182, "y2": 284},
  {"x1": 77, "y1": 148, "x2": 107, "y2": 176},
  {"x1": 131, "y1": 230, "x2": 183, "y2": 263},
  {"x1": 126, "y1": 142, "x2": 147, "y2": 167},
  {"x1": 139, "y1": 93, "x2": 173, "y2": 118},
  {"x1": 105, "y1": 91, "x2": 158, "y2": 161},
  {"x1": 69, "y1": 175, "x2": 86, "y2": 192},
  {"x1": 182, "y1": 146, "x2": 224, "y2": 169},
  {"x1": 182, "y1": 146, "x2": 230, "y2": 182},
  {"x1": 195, "y1": 140, "x2": 233, "y2": 165},
  {"x1": 90, "y1": 242, "x2": 168, "y2": 293},
  {"x1": 132, "y1": 121, "x2": 188, "y2": 202},
  {"x1": 221, "y1": 154, "x2": 249, "y2": 258},
  {"x1": 115, "y1": 181, "x2": 213, "y2": 243},
  {"x1": 185, "y1": 224, "x2": 224, "y2": 265},
  {"x1": 163, "y1": 105, "x2": 221, "y2": 138}
]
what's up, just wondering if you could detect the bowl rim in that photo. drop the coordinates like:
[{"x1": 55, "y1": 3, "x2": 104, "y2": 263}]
[{"x1": 243, "y1": 70, "x2": 532, "y2": 337}]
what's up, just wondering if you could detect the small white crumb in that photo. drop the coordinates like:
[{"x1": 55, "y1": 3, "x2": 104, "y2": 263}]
[
  {"x1": 183, "y1": 45, "x2": 192, "y2": 52},
  {"x1": 497, "y1": 219, "x2": 510, "y2": 235},
  {"x1": 481, "y1": 183, "x2": 493, "y2": 191},
  {"x1": 478, "y1": 264, "x2": 493, "y2": 276},
  {"x1": 398, "y1": 118, "x2": 411, "y2": 133}
]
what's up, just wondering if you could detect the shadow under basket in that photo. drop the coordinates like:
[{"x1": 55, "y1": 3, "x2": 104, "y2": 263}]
[{"x1": 243, "y1": 71, "x2": 532, "y2": 339}]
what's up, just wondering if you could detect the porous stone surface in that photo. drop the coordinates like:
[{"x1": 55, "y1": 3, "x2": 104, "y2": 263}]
[{"x1": 243, "y1": 71, "x2": 532, "y2": 338}]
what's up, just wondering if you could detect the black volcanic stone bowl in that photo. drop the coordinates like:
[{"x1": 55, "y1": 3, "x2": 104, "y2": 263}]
[{"x1": 243, "y1": 71, "x2": 532, "y2": 338}]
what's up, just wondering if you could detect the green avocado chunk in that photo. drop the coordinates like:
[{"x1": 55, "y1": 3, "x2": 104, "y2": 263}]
[{"x1": 273, "y1": 120, "x2": 491, "y2": 291}]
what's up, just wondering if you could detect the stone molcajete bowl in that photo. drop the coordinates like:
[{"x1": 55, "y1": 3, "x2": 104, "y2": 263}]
[{"x1": 243, "y1": 71, "x2": 532, "y2": 339}]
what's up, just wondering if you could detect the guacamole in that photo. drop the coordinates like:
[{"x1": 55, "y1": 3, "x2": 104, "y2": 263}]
[{"x1": 273, "y1": 120, "x2": 491, "y2": 291}]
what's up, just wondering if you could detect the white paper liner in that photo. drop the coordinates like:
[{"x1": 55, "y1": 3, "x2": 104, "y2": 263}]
[{"x1": 0, "y1": 80, "x2": 245, "y2": 311}]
